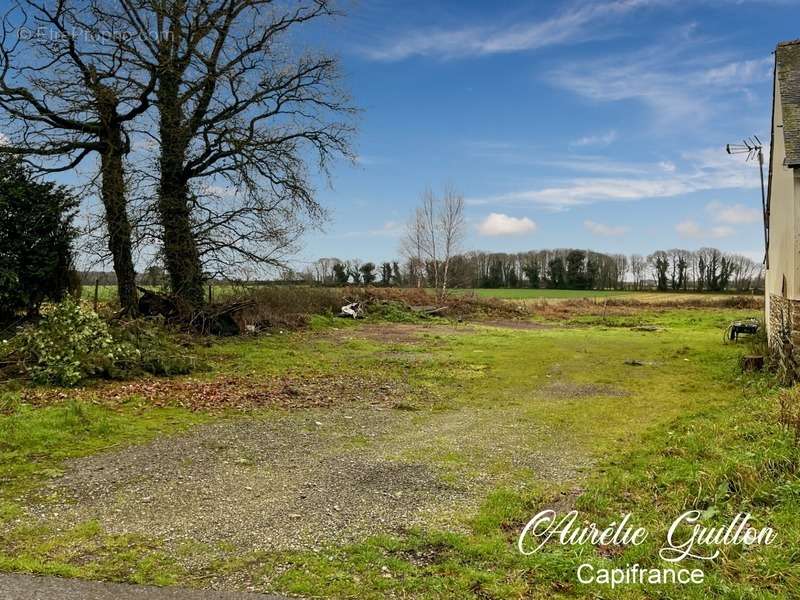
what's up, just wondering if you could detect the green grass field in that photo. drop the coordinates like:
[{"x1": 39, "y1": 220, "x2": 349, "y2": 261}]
[
  {"x1": 453, "y1": 288, "x2": 761, "y2": 301},
  {"x1": 453, "y1": 288, "x2": 631, "y2": 299},
  {"x1": 80, "y1": 283, "x2": 244, "y2": 304},
  {"x1": 83, "y1": 284, "x2": 755, "y2": 305},
  {"x1": 1, "y1": 302, "x2": 795, "y2": 598}
]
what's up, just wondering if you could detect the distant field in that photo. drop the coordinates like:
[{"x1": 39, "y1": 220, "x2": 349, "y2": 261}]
[
  {"x1": 82, "y1": 284, "x2": 760, "y2": 306},
  {"x1": 449, "y1": 288, "x2": 763, "y2": 303},
  {"x1": 454, "y1": 288, "x2": 630, "y2": 299},
  {"x1": 80, "y1": 283, "x2": 239, "y2": 303},
  {"x1": 80, "y1": 284, "x2": 118, "y2": 302}
]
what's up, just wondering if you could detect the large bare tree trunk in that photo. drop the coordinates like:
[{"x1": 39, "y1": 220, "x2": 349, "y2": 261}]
[
  {"x1": 157, "y1": 72, "x2": 205, "y2": 309},
  {"x1": 97, "y1": 93, "x2": 138, "y2": 313}
]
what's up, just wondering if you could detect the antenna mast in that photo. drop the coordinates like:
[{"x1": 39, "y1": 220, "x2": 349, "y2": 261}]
[{"x1": 726, "y1": 136, "x2": 768, "y2": 268}]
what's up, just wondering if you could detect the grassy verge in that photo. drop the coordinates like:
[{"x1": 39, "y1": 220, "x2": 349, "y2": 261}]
[
  {"x1": 0, "y1": 396, "x2": 208, "y2": 583},
  {"x1": 0, "y1": 397, "x2": 206, "y2": 503}
]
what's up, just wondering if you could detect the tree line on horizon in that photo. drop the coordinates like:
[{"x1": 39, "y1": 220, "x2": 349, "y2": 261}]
[
  {"x1": 298, "y1": 188, "x2": 763, "y2": 295},
  {"x1": 303, "y1": 247, "x2": 765, "y2": 292}
]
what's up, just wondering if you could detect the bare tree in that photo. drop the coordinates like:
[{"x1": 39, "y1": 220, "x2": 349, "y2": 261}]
[
  {"x1": 96, "y1": 0, "x2": 355, "y2": 307},
  {"x1": 0, "y1": 0, "x2": 156, "y2": 312},
  {"x1": 439, "y1": 186, "x2": 465, "y2": 298},
  {"x1": 728, "y1": 253, "x2": 761, "y2": 291},
  {"x1": 612, "y1": 253, "x2": 628, "y2": 289},
  {"x1": 401, "y1": 186, "x2": 465, "y2": 298},
  {"x1": 420, "y1": 188, "x2": 439, "y2": 290},
  {"x1": 309, "y1": 257, "x2": 340, "y2": 284},
  {"x1": 346, "y1": 259, "x2": 362, "y2": 284},
  {"x1": 401, "y1": 204, "x2": 427, "y2": 288},
  {"x1": 629, "y1": 254, "x2": 646, "y2": 290}
]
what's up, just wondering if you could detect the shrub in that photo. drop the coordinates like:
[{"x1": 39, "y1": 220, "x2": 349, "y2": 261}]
[
  {"x1": 365, "y1": 300, "x2": 420, "y2": 323},
  {"x1": 233, "y1": 286, "x2": 346, "y2": 330},
  {"x1": 746, "y1": 317, "x2": 769, "y2": 358},
  {"x1": 15, "y1": 297, "x2": 139, "y2": 386},
  {"x1": 0, "y1": 391, "x2": 19, "y2": 415},
  {"x1": 0, "y1": 158, "x2": 78, "y2": 320},
  {"x1": 220, "y1": 285, "x2": 531, "y2": 331},
  {"x1": 113, "y1": 318, "x2": 199, "y2": 376},
  {"x1": 12, "y1": 299, "x2": 202, "y2": 385}
]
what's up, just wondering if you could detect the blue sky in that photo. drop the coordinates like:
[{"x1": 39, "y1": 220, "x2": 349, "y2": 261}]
[
  {"x1": 12, "y1": 0, "x2": 791, "y2": 271},
  {"x1": 294, "y1": 0, "x2": 798, "y2": 267}
]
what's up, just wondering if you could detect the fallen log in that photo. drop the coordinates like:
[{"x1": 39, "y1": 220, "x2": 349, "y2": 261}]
[
  {"x1": 137, "y1": 287, "x2": 180, "y2": 318},
  {"x1": 410, "y1": 305, "x2": 448, "y2": 315},
  {"x1": 191, "y1": 300, "x2": 256, "y2": 335}
]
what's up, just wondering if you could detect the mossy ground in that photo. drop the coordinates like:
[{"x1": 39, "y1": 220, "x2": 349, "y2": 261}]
[{"x1": 1, "y1": 306, "x2": 795, "y2": 598}]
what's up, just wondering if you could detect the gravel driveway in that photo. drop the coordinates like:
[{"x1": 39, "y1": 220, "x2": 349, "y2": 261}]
[
  {"x1": 25, "y1": 407, "x2": 474, "y2": 555},
  {"x1": 0, "y1": 573, "x2": 286, "y2": 599}
]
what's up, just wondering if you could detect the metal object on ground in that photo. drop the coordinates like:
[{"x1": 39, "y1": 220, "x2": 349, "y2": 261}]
[
  {"x1": 727, "y1": 318, "x2": 760, "y2": 341},
  {"x1": 338, "y1": 302, "x2": 364, "y2": 319}
]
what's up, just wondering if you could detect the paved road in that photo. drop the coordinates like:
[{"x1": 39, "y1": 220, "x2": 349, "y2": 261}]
[{"x1": 0, "y1": 574, "x2": 289, "y2": 600}]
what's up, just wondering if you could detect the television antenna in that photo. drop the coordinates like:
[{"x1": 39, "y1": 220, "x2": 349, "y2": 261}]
[{"x1": 726, "y1": 135, "x2": 768, "y2": 267}]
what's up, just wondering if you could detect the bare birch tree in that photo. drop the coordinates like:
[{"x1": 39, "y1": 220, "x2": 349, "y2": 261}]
[
  {"x1": 401, "y1": 204, "x2": 426, "y2": 288},
  {"x1": 630, "y1": 254, "x2": 646, "y2": 290},
  {"x1": 420, "y1": 189, "x2": 439, "y2": 290},
  {"x1": 439, "y1": 186, "x2": 465, "y2": 298},
  {"x1": 401, "y1": 186, "x2": 465, "y2": 298}
]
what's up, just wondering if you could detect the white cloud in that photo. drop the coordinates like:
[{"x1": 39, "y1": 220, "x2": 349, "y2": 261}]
[
  {"x1": 675, "y1": 219, "x2": 734, "y2": 239},
  {"x1": 700, "y1": 57, "x2": 773, "y2": 87},
  {"x1": 571, "y1": 130, "x2": 618, "y2": 147},
  {"x1": 536, "y1": 156, "x2": 647, "y2": 175},
  {"x1": 354, "y1": 154, "x2": 387, "y2": 166},
  {"x1": 584, "y1": 220, "x2": 628, "y2": 236},
  {"x1": 659, "y1": 161, "x2": 676, "y2": 172},
  {"x1": 547, "y1": 35, "x2": 773, "y2": 125},
  {"x1": 478, "y1": 213, "x2": 537, "y2": 236},
  {"x1": 203, "y1": 185, "x2": 237, "y2": 198},
  {"x1": 735, "y1": 249, "x2": 766, "y2": 263},
  {"x1": 467, "y1": 147, "x2": 763, "y2": 210},
  {"x1": 706, "y1": 201, "x2": 761, "y2": 224},
  {"x1": 361, "y1": 0, "x2": 663, "y2": 61},
  {"x1": 550, "y1": 61, "x2": 698, "y2": 124},
  {"x1": 483, "y1": 178, "x2": 691, "y2": 210},
  {"x1": 711, "y1": 225, "x2": 736, "y2": 238},
  {"x1": 465, "y1": 141, "x2": 650, "y2": 174}
]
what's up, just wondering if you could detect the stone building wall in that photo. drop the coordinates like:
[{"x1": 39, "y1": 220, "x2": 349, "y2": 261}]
[{"x1": 768, "y1": 294, "x2": 800, "y2": 381}]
